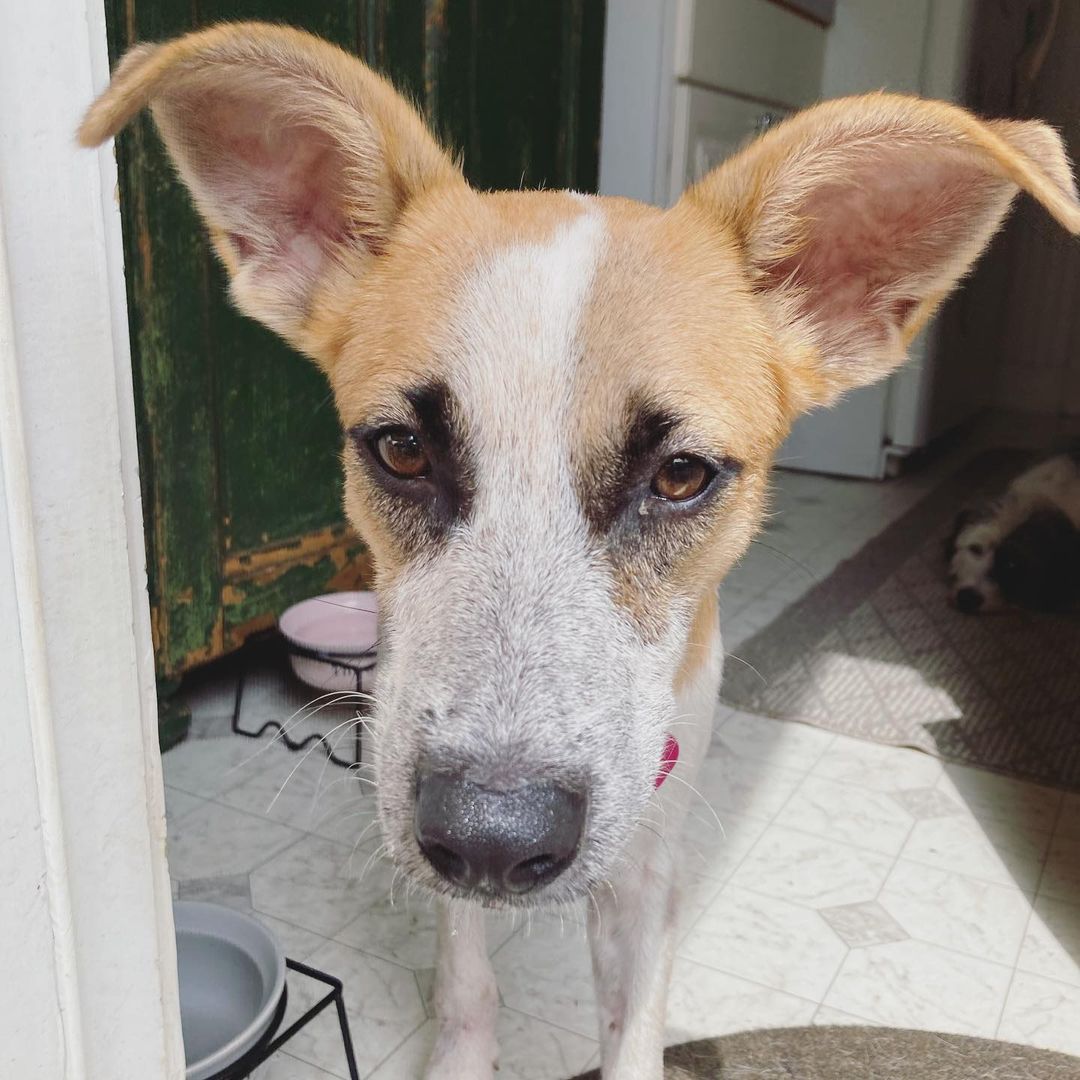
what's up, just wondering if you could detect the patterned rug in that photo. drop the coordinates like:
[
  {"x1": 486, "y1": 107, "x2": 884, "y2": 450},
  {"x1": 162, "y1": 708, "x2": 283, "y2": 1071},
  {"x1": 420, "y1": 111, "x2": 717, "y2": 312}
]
[
  {"x1": 721, "y1": 449, "x2": 1080, "y2": 790},
  {"x1": 571, "y1": 1027, "x2": 1080, "y2": 1079}
]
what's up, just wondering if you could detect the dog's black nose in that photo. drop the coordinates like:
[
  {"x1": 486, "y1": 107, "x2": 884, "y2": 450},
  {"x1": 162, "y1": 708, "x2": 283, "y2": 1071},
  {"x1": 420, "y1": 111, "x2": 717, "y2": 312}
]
[
  {"x1": 955, "y1": 587, "x2": 984, "y2": 614},
  {"x1": 414, "y1": 772, "x2": 585, "y2": 896}
]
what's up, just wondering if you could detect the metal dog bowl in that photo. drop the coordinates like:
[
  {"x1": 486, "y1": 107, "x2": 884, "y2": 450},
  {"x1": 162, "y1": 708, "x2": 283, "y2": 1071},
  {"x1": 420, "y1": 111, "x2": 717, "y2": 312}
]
[{"x1": 174, "y1": 901, "x2": 286, "y2": 1080}]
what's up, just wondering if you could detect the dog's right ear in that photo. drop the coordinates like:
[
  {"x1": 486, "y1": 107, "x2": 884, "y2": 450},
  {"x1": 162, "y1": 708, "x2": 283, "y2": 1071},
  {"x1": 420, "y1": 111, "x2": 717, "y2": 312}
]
[
  {"x1": 79, "y1": 22, "x2": 462, "y2": 363},
  {"x1": 683, "y1": 94, "x2": 1080, "y2": 413}
]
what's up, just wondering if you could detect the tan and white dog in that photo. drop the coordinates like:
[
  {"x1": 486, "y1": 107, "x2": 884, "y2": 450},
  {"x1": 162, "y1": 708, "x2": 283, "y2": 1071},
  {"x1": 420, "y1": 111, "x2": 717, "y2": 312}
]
[{"x1": 81, "y1": 24, "x2": 1080, "y2": 1079}]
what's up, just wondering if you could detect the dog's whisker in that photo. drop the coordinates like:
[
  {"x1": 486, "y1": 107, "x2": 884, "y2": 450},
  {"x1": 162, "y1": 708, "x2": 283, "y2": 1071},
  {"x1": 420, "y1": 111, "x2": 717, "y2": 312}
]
[
  {"x1": 603, "y1": 878, "x2": 619, "y2": 911},
  {"x1": 635, "y1": 817, "x2": 673, "y2": 860},
  {"x1": 586, "y1": 885, "x2": 603, "y2": 937},
  {"x1": 353, "y1": 841, "x2": 389, "y2": 884},
  {"x1": 390, "y1": 866, "x2": 405, "y2": 906},
  {"x1": 659, "y1": 773, "x2": 725, "y2": 836},
  {"x1": 723, "y1": 651, "x2": 768, "y2": 685},
  {"x1": 265, "y1": 711, "x2": 375, "y2": 812},
  {"x1": 748, "y1": 537, "x2": 817, "y2": 583}
]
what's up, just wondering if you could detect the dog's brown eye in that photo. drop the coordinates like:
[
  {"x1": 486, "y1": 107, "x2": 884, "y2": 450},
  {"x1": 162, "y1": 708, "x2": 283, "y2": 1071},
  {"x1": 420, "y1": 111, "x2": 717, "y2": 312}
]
[
  {"x1": 651, "y1": 455, "x2": 714, "y2": 502},
  {"x1": 968, "y1": 543, "x2": 985, "y2": 557},
  {"x1": 373, "y1": 428, "x2": 430, "y2": 479}
]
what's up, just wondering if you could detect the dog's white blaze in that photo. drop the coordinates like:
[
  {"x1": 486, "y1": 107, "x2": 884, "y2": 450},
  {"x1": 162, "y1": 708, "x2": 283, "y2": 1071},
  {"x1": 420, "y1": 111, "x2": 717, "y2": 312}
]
[{"x1": 446, "y1": 203, "x2": 606, "y2": 531}]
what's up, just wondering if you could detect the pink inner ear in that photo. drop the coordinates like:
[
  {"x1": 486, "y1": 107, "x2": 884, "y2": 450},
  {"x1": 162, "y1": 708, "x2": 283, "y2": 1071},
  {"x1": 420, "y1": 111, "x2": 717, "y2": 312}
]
[
  {"x1": 765, "y1": 147, "x2": 1006, "y2": 363},
  {"x1": 181, "y1": 92, "x2": 365, "y2": 283}
]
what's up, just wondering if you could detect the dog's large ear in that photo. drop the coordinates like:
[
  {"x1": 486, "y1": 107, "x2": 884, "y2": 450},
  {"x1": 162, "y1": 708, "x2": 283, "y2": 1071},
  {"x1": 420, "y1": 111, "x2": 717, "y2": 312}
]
[
  {"x1": 683, "y1": 94, "x2": 1080, "y2": 411},
  {"x1": 79, "y1": 23, "x2": 462, "y2": 361}
]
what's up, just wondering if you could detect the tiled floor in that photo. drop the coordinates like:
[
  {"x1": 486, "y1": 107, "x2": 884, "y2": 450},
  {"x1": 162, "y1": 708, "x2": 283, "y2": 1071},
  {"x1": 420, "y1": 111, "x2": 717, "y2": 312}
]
[{"x1": 166, "y1": 416, "x2": 1080, "y2": 1078}]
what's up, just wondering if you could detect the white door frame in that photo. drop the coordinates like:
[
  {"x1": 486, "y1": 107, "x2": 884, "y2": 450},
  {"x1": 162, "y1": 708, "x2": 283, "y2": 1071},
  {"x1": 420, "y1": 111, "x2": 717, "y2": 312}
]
[{"x1": 0, "y1": 1, "x2": 183, "y2": 1077}]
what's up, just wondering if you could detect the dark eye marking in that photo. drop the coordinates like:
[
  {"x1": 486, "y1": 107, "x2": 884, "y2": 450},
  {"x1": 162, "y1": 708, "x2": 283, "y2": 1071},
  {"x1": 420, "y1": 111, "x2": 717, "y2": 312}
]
[
  {"x1": 348, "y1": 380, "x2": 473, "y2": 535},
  {"x1": 582, "y1": 401, "x2": 742, "y2": 536}
]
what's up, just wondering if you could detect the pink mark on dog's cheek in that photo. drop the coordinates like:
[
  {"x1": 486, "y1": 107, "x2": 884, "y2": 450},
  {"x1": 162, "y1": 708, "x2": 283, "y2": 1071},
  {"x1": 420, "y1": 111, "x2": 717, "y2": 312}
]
[{"x1": 654, "y1": 735, "x2": 679, "y2": 789}]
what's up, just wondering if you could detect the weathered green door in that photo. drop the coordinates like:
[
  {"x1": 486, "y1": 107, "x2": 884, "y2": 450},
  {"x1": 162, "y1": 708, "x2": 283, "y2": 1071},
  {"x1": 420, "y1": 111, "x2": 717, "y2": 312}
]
[{"x1": 105, "y1": 1, "x2": 606, "y2": 681}]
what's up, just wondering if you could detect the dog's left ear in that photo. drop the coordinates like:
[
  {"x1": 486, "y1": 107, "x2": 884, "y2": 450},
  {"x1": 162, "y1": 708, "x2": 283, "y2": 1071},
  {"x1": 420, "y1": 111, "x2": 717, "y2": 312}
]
[
  {"x1": 683, "y1": 94, "x2": 1080, "y2": 411},
  {"x1": 78, "y1": 23, "x2": 463, "y2": 362}
]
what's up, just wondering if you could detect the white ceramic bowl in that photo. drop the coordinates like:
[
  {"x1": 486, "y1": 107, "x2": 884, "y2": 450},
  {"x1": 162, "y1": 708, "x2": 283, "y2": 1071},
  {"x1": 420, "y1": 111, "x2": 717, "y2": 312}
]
[
  {"x1": 174, "y1": 901, "x2": 286, "y2": 1080},
  {"x1": 279, "y1": 590, "x2": 378, "y2": 692}
]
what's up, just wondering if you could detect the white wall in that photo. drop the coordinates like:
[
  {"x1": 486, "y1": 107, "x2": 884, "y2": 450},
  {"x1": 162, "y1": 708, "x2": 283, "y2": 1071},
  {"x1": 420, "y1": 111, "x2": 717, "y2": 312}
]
[{"x1": 0, "y1": 1, "x2": 183, "y2": 1076}]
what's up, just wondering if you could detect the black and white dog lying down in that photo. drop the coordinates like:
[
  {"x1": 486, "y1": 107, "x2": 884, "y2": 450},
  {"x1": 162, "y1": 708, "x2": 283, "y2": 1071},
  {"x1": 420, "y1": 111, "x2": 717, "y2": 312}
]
[{"x1": 946, "y1": 448, "x2": 1080, "y2": 614}]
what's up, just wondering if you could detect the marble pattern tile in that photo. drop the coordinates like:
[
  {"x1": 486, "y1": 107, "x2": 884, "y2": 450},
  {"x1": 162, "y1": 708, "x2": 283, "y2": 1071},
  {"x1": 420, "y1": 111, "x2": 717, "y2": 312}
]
[
  {"x1": 187, "y1": 710, "x2": 233, "y2": 740},
  {"x1": 730, "y1": 824, "x2": 892, "y2": 908},
  {"x1": 811, "y1": 736, "x2": 943, "y2": 792},
  {"x1": 367, "y1": 1018, "x2": 435, "y2": 1079},
  {"x1": 218, "y1": 745, "x2": 378, "y2": 847},
  {"x1": 163, "y1": 785, "x2": 205, "y2": 826},
  {"x1": 811, "y1": 1005, "x2": 882, "y2": 1027},
  {"x1": 1038, "y1": 834, "x2": 1080, "y2": 904},
  {"x1": 493, "y1": 1008, "x2": 599, "y2": 1080},
  {"x1": 997, "y1": 971, "x2": 1080, "y2": 1057},
  {"x1": 824, "y1": 939, "x2": 1012, "y2": 1035},
  {"x1": 333, "y1": 858, "x2": 516, "y2": 971},
  {"x1": 817, "y1": 901, "x2": 909, "y2": 949},
  {"x1": 679, "y1": 808, "x2": 770, "y2": 883},
  {"x1": 250, "y1": 835, "x2": 379, "y2": 938},
  {"x1": 775, "y1": 775, "x2": 916, "y2": 856},
  {"x1": 251, "y1": 1050, "x2": 342, "y2": 1080},
  {"x1": 1017, "y1": 895, "x2": 1080, "y2": 987},
  {"x1": 936, "y1": 763, "x2": 1063, "y2": 834},
  {"x1": 900, "y1": 815, "x2": 1050, "y2": 893},
  {"x1": 693, "y1": 753, "x2": 805, "y2": 822},
  {"x1": 492, "y1": 918, "x2": 599, "y2": 1038},
  {"x1": 676, "y1": 873, "x2": 726, "y2": 943},
  {"x1": 367, "y1": 1010, "x2": 597, "y2": 1080},
  {"x1": 681, "y1": 884, "x2": 848, "y2": 1000},
  {"x1": 877, "y1": 859, "x2": 1033, "y2": 965},
  {"x1": 711, "y1": 711, "x2": 836, "y2": 772},
  {"x1": 177, "y1": 873, "x2": 251, "y2": 909},
  {"x1": 167, "y1": 801, "x2": 302, "y2": 882},
  {"x1": 886, "y1": 786, "x2": 964, "y2": 820},
  {"x1": 250, "y1": 913, "x2": 330, "y2": 964},
  {"x1": 413, "y1": 967, "x2": 436, "y2": 1018},
  {"x1": 162, "y1": 734, "x2": 280, "y2": 798},
  {"x1": 665, "y1": 958, "x2": 817, "y2": 1042},
  {"x1": 280, "y1": 938, "x2": 426, "y2": 1078}
]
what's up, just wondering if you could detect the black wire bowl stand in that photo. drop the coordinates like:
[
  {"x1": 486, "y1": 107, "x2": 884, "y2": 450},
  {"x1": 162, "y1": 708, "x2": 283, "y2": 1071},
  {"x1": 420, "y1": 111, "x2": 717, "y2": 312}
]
[
  {"x1": 230, "y1": 629, "x2": 376, "y2": 771},
  {"x1": 206, "y1": 957, "x2": 359, "y2": 1080}
]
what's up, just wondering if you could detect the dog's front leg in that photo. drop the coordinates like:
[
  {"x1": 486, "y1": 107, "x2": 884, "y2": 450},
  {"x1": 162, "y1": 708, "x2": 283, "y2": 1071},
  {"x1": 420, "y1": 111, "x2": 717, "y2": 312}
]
[
  {"x1": 425, "y1": 900, "x2": 499, "y2": 1079},
  {"x1": 590, "y1": 635, "x2": 721, "y2": 1079},
  {"x1": 588, "y1": 822, "x2": 681, "y2": 1080}
]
